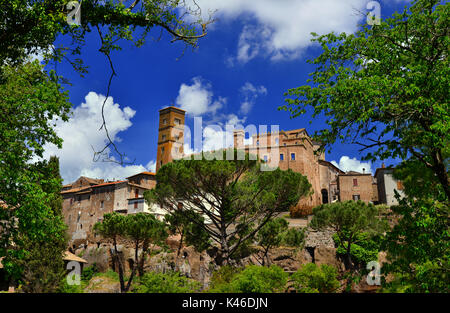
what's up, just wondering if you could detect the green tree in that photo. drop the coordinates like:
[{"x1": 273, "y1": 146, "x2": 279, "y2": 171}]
[
  {"x1": 280, "y1": 0, "x2": 449, "y2": 199},
  {"x1": 1, "y1": 0, "x2": 212, "y2": 70},
  {"x1": 256, "y1": 218, "x2": 289, "y2": 266},
  {"x1": 132, "y1": 271, "x2": 202, "y2": 293},
  {"x1": 228, "y1": 265, "x2": 288, "y2": 293},
  {"x1": 16, "y1": 156, "x2": 68, "y2": 293},
  {"x1": 291, "y1": 263, "x2": 340, "y2": 293},
  {"x1": 310, "y1": 201, "x2": 388, "y2": 270},
  {"x1": 93, "y1": 212, "x2": 127, "y2": 292},
  {"x1": 0, "y1": 60, "x2": 71, "y2": 287},
  {"x1": 281, "y1": 227, "x2": 306, "y2": 248},
  {"x1": 382, "y1": 198, "x2": 449, "y2": 293},
  {"x1": 145, "y1": 149, "x2": 312, "y2": 266},
  {"x1": 164, "y1": 209, "x2": 210, "y2": 258},
  {"x1": 124, "y1": 213, "x2": 168, "y2": 279}
]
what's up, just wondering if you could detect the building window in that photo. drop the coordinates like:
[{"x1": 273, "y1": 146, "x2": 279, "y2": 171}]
[
  {"x1": 280, "y1": 154, "x2": 284, "y2": 161},
  {"x1": 256, "y1": 140, "x2": 259, "y2": 146},
  {"x1": 352, "y1": 195, "x2": 361, "y2": 201},
  {"x1": 134, "y1": 202, "x2": 138, "y2": 209},
  {"x1": 100, "y1": 201, "x2": 104, "y2": 209},
  {"x1": 275, "y1": 138, "x2": 279, "y2": 145},
  {"x1": 263, "y1": 155, "x2": 268, "y2": 162},
  {"x1": 291, "y1": 153, "x2": 295, "y2": 161},
  {"x1": 175, "y1": 147, "x2": 179, "y2": 154},
  {"x1": 162, "y1": 134, "x2": 166, "y2": 141},
  {"x1": 135, "y1": 189, "x2": 139, "y2": 198},
  {"x1": 70, "y1": 198, "x2": 73, "y2": 205},
  {"x1": 174, "y1": 118, "x2": 181, "y2": 125},
  {"x1": 162, "y1": 119, "x2": 167, "y2": 125},
  {"x1": 353, "y1": 178, "x2": 358, "y2": 186},
  {"x1": 284, "y1": 143, "x2": 286, "y2": 146},
  {"x1": 161, "y1": 147, "x2": 165, "y2": 155}
]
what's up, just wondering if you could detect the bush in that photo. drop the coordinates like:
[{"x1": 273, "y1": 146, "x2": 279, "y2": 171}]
[
  {"x1": 81, "y1": 263, "x2": 99, "y2": 282},
  {"x1": 291, "y1": 263, "x2": 340, "y2": 293},
  {"x1": 230, "y1": 265, "x2": 288, "y2": 293},
  {"x1": 281, "y1": 227, "x2": 305, "y2": 247},
  {"x1": 290, "y1": 204, "x2": 313, "y2": 218},
  {"x1": 208, "y1": 266, "x2": 244, "y2": 293},
  {"x1": 132, "y1": 271, "x2": 202, "y2": 293},
  {"x1": 333, "y1": 232, "x2": 382, "y2": 268}
]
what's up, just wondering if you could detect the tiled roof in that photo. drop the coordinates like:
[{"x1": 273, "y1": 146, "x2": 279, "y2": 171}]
[
  {"x1": 127, "y1": 172, "x2": 156, "y2": 179},
  {"x1": 64, "y1": 251, "x2": 87, "y2": 263},
  {"x1": 92, "y1": 181, "x2": 127, "y2": 188}
]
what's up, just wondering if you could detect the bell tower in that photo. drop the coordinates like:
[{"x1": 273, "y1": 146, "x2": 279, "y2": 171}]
[{"x1": 156, "y1": 106, "x2": 186, "y2": 171}]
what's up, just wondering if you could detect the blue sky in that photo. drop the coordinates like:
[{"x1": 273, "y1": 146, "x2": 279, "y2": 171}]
[{"x1": 39, "y1": 0, "x2": 411, "y2": 183}]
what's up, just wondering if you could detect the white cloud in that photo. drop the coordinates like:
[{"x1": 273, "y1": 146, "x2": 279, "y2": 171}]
[
  {"x1": 187, "y1": 0, "x2": 370, "y2": 63},
  {"x1": 331, "y1": 156, "x2": 372, "y2": 174},
  {"x1": 176, "y1": 77, "x2": 225, "y2": 116},
  {"x1": 39, "y1": 91, "x2": 154, "y2": 183},
  {"x1": 239, "y1": 82, "x2": 267, "y2": 115},
  {"x1": 146, "y1": 160, "x2": 157, "y2": 172}
]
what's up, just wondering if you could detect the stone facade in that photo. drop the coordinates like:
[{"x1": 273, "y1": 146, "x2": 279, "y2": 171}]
[
  {"x1": 337, "y1": 172, "x2": 378, "y2": 203},
  {"x1": 61, "y1": 173, "x2": 158, "y2": 246}
]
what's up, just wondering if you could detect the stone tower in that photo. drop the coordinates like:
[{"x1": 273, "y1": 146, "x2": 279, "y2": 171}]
[{"x1": 156, "y1": 106, "x2": 186, "y2": 172}]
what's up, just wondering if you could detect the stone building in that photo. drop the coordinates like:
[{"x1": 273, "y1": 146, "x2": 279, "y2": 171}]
[
  {"x1": 154, "y1": 106, "x2": 377, "y2": 209},
  {"x1": 318, "y1": 160, "x2": 344, "y2": 203},
  {"x1": 61, "y1": 172, "x2": 162, "y2": 246},
  {"x1": 337, "y1": 170, "x2": 378, "y2": 204},
  {"x1": 375, "y1": 165, "x2": 405, "y2": 205}
]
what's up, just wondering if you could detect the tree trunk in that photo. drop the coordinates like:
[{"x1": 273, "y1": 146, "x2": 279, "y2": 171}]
[
  {"x1": 138, "y1": 239, "x2": 149, "y2": 277},
  {"x1": 124, "y1": 240, "x2": 139, "y2": 292},
  {"x1": 113, "y1": 237, "x2": 125, "y2": 292},
  {"x1": 432, "y1": 151, "x2": 450, "y2": 200}
]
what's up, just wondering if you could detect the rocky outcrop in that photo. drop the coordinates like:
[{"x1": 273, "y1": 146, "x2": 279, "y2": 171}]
[{"x1": 305, "y1": 228, "x2": 335, "y2": 248}]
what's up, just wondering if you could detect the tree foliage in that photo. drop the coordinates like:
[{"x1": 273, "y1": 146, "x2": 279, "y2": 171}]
[
  {"x1": 291, "y1": 263, "x2": 340, "y2": 293},
  {"x1": 93, "y1": 212, "x2": 168, "y2": 292},
  {"x1": 382, "y1": 198, "x2": 449, "y2": 293},
  {"x1": 145, "y1": 149, "x2": 312, "y2": 265},
  {"x1": 208, "y1": 265, "x2": 288, "y2": 293},
  {"x1": 0, "y1": 0, "x2": 212, "y2": 70},
  {"x1": 281, "y1": 0, "x2": 449, "y2": 199},
  {"x1": 310, "y1": 201, "x2": 388, "y2": 269},
  {"x1": 132, "y1": 271, "x2": 202, "y2": 293}
]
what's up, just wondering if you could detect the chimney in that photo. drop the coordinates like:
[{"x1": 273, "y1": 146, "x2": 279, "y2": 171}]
[
  {"x1": 362, "y1": 168, "x2": 366, "y2": 174},
  {"x1": 382, "y1": 163, "x2": 385, "y2": 168}
]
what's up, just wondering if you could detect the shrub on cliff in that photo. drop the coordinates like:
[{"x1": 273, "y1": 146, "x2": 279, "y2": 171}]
[
  {"x1": 132, "y1": 271, "x2": 202, "y2": 293},
  {"x1": 291, "y1": 263, "x2": 340, "y2": 293}
]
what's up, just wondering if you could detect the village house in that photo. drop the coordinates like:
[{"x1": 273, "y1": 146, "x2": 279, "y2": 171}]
[
  {"x1": 61, "y1": 172, "x2": 165, "y2": 247},
  {"x1": 375, "y1": 164, "x2": 405, "y2": 205},
  {"x1": 337, "y1": 170, "x2": 379, "y2": 204}
]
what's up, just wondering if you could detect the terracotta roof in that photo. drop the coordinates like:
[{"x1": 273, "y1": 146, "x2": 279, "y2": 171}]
[
  {"x1": 61, "y1": 186, "x2": 91, "y2": 194},
  {"x1": 92, "y1": 180, "x2": 127, "y2": 188},
  {"x1": 340, "y1": 171, "x2": 372, "y2": 176},
  {"x1": 82, "y1": 177, "x2": 104, "y2": 185},
  {"x1": 127, "y1": 172, "x2": 156, "y2": 179},
  {"x1": 64, "y1": 251, "x2": 88, "y2": 263},
  {"x1": 159, "y1": 106, "x2": 186, "y2": 113}
]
